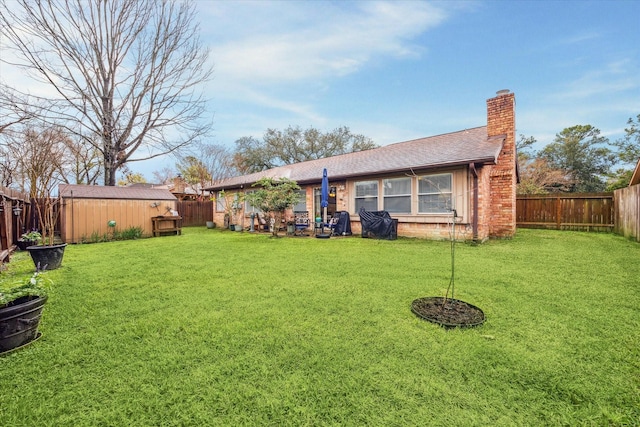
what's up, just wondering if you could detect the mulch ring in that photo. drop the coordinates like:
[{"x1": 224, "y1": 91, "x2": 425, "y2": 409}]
[{"x1": 411, "y1": 296, "x2": 485, "y2": 329}]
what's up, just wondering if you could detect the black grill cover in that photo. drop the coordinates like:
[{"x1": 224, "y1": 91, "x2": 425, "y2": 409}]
[
  {"x1": 358, "y1": 208, "x2": 397, "y2": 240},
  {"x1": 332, "y1": 211, "x2": 352, "y2": 236}
]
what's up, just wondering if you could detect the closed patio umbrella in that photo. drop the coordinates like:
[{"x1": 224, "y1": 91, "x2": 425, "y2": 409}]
[
  {"x1": 317, "y1": 168, "x2": 330, "y2": 238},
  {"x1": 321, "y1": 168, "x2": 329, "y2": 225}
]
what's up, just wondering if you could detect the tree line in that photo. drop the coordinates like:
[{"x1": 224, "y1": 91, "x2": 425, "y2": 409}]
[{"x1": 517, "y1": 117, "x2": 639, "y2": 194}]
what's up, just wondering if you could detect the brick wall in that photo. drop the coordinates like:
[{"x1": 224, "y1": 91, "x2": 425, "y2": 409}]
[{"x1": 486, "y1": 90, "x2": 517, "y2": 238}]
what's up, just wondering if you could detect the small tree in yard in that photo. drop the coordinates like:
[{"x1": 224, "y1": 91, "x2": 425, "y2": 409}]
[
  {"x1": 16, "y1": 125, "x2": 67, "y2": 245},
  {"x1": 245, "y1": 177, "x2": 301, "y2": 237}
]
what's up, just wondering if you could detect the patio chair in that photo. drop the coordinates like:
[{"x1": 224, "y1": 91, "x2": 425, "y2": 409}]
[{"x1": 294, "y1": 211, "x2": 310, "y2": 236}]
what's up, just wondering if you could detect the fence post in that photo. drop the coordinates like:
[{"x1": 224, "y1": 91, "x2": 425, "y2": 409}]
[{"x1": 555, "y1": 194, "x2": 561, "y2": 230}]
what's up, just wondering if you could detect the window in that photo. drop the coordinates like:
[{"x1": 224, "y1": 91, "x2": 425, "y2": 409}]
[
  {"x1": 383, "y1": 177, "x2": 411, "y2": 213},
  {"x1": 418, "y1": 173, "x2": 452, "y2": 213},
  {"x1": 293, "y1": 190, "x2": 306, "y2": 212},
  {"x1": 244, "y1": 190, "x2": 259, "y2": 213},
  {"x1": 216, "y1": 191, "x2": 225, "y2": 212},
  {"x1": 355, "y1": 180, "x2": 378, "y2": 211}
]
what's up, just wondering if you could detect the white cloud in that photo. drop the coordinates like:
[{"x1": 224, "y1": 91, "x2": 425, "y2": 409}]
[
  {"x1": 558, "y1": 59, "x2": 638, "y2": 100},
  {"x1": 197, "y1": 1, "x2": 450, "y2": 134},
  {"x1": 201, "y1": 1, "x2": 447, "y2": 87}
]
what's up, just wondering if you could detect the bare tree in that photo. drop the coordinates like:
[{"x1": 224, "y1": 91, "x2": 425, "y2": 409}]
[
  {"x1": 11, "y1": 125, "x2": 67, "y2": 196},
  {"x1": 0, "y1": 85, "x2": 35, "y2": 186},
  {"x1": 10, "y1": 125, "x2": 68, "y2": 244},
  {"x1": 59, "y1": 132, "x2": 104, "y2": 185},
  {"x1": 0, "y1": 84, "x2": 33, "y2": 134},
  {"x1": 197, "y1": 143, "x2": 237, "y2": 185},
  {"x1": 153, "y1": 167, "x2": 176, "y2": 185},
  {"x1": 0, "y1": 144, "x2": 19, "y2": 187},
  {"x1": 0, "y1": 0, "x2": 213, "y2": 186}
]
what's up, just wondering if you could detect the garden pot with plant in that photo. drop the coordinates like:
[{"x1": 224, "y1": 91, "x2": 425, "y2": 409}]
[
  {"x1": 17, "y1": 230, "x2": 41, "y2": 251},
  {"x1": 0, "y1": 271, "x2": 50, "y2": 354},
  {"x1": 26, "y1": 193, "x2": 67, "y2": 270}
]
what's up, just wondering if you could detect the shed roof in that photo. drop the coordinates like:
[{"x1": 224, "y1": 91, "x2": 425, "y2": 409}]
[
  {"x1": 59, "y1": 184, "x2": 177, "y2": 200},
  {"x1": 206, "y1": 126, "x2": 504, "y2": 191}
]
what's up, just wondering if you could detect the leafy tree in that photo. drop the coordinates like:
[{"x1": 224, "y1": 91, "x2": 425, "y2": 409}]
[
  {"x1": 613, "y1": 114, "x2": 640, "y2": 165},
  {"x1": 177, "y1": 156, "x2": 212, "y2": 187},
  {"x1": 516, "y1": 134, "x2": 537, "y2": 161},
  {"x1": 606, "y1": 114, "x2": 640, "y2": 190},
  {"x1": 245, "y1": 177, "x2": 301, "y2": 237},
  {"x1": 233, "y1": 126, "x2": 377, "y2": 174},
  {"x1": 117, "y1": 172, "x2": 147, "y2": 187},
  {"x1": 0, "y1": 0, "x2": 212, "y2": 186},
  {"x1": 516, "y1": 134, "x2": 574, "y2": 194},
  {"x1": 539, "y1": 125, "x2": 615, "y2": 192},
  {"x1": 605, "y1": 168, "x2": 634, "y2": 191}
]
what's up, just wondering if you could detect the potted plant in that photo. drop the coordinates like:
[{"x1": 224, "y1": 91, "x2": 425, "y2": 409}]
[
  {"x1": 17, "y1": 230, "x2": 42, "y2": 251},
  {"x1": 18, "y1": 125, "x2": 68, "y2": 270},
  {"x1": 0, "y1": 270, "x2": 51, "y2": 353},
  {"x1": 286, "y1": 218, "x2": 295, "y2": 235}
]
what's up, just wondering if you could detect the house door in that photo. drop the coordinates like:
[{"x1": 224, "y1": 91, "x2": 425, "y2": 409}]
[{"x1": 314, "y1": 187, "x2": 337, "y2": 220}]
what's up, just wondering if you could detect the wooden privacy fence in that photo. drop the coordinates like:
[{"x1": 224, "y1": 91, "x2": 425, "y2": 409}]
[
  {"x1": 516, "y1": 193, "x2": 614, "y2": 231},
  {"x1": 176, "y1": 200, "x2": 213, "y2": 226},
  {"x1": 614, "y1": 185, "x2": 640, "y2": 242}
]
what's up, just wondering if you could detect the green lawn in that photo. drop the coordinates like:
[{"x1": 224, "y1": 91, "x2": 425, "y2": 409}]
[{"x1": 1, "y1": 228, "x2": 638, "y2": 426}]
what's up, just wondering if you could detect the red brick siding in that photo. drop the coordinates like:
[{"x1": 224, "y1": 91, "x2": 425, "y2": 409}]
[{"x1": 486, "y1": 92, "x2": 516, "y2": 238}]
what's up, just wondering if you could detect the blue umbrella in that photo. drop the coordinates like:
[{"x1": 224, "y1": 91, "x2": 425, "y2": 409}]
[{"x1": 321, "y1": 168, "x2": 329, "y2": 225}]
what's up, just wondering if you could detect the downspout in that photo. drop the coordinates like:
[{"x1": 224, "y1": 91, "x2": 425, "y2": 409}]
[{"x1": 469, "y1": 163, "x2": 479, "y2": 242}]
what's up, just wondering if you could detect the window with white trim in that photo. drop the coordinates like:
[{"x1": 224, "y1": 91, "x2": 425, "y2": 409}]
[
  {"x1": 355, "y1": 180, "x2": 378, "y2": 211},
  {"x1": 418, "y1": 173, "x2": 453, "y2": 213},
  {"x1": 244, "y1": 190, "x2": 259, "y2": 213},
  {"x1": 293, "y1": 190, "x2": 306, "y2": 212},
  {"x1": 383, "y1": 177, "x2": 411, "y2": 213},
  {"x1": 216, "y1": 191, "x2": 225, "y2": 212}
]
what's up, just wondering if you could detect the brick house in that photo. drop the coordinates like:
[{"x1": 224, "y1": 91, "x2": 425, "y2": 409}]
[{"x1": 206, "y1": 90, "x2": 517, "y2": 241}]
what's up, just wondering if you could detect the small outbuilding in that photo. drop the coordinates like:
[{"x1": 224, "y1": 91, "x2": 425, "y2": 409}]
[{"x1": 59, "y1": 184, "x2": 179, "y2": 243}]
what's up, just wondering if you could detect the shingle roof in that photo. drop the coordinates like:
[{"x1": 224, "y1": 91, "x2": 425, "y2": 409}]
[
  {"x1": 206, "y1": 126, "x2": 504, "y2": 190},
  {"x1": 59, "y1": 184, "x2": 177, "y2": 200}
]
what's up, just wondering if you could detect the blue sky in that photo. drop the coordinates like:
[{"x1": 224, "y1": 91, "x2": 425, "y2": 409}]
[{"x1": 140, "y1": 0, "x2": 638, "y2": 178}]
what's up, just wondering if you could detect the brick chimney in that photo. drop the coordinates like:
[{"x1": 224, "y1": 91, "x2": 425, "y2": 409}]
[{"x1": 486, "y1": 90, "x2": 516, "y2": 238}]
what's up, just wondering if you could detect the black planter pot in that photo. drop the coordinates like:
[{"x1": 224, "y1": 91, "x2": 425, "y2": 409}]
[
  {"x1": 26, "y1": 243, "x2": 67, "y2": 270},
  {"x1": 0, "y1": 295, "x2": 47, "y2": 354},
  {"x1": 16, "y1": 240, "x2": 37, "y2": 251}
]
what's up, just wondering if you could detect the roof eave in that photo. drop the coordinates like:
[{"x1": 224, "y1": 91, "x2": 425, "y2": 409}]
[{"x1": 207, "y1": 157, "x2": 499, "y2": 191}]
